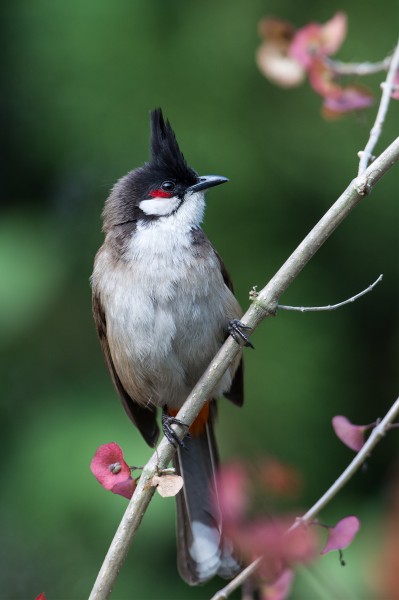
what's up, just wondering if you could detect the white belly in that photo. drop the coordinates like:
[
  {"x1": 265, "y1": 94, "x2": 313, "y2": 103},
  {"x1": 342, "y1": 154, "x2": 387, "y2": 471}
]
[{"x1": 93, "y1": 226, "x2": 241, "y2": 409}]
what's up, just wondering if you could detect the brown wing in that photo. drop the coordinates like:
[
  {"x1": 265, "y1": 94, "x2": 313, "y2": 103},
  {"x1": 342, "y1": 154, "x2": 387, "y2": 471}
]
[
  {"x1": 92, "y1": 292, "x2": 160, "y2": 447},
  {"x1": 214, "y1": 248, "x2": 244, "y2": 408}
]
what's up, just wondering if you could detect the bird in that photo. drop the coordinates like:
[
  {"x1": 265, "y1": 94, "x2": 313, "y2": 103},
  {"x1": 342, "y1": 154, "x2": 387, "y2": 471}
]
[{"x1": 91, "y1": 108, "x2": 252, "y2": 585}]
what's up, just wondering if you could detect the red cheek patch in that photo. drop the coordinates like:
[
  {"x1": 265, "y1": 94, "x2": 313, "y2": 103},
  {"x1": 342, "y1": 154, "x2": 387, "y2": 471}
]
[{"x1": 149, "y1": 189, "x2": 173, "y2": 198}]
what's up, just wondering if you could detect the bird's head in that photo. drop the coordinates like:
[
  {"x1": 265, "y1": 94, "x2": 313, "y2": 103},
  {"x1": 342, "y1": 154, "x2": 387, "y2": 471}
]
[{"x1": 102, "y1": 109, "x2": 228, "y2": 232}]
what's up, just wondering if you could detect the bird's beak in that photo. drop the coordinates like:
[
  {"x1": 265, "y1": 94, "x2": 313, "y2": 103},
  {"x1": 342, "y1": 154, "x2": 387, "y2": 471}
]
[{"x1": 188, "y1": 175, "x2": 229, "y2": 193}]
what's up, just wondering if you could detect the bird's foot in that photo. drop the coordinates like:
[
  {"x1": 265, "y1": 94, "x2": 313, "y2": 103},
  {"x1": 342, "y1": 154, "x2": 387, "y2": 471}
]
[
  {"x1": 162, "y1": 411, "x2": 189, "y2": 448},
  {"x1": 228, "y1": 319, "x2": 254, "y2": 349}
]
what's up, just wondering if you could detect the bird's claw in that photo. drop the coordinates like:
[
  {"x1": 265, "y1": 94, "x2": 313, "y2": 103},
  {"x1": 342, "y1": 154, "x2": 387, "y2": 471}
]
[
  {"x1": 162, "y1": 412, "x2": 189, "y2": 448},
  {"x1": 228, "y1": 319, "x2": 254, "y2": 349}
]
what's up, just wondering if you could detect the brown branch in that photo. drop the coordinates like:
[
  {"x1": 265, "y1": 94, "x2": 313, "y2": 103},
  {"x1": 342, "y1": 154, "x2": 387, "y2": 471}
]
[{"x1": 88, "y1": 135, "x2": 399, "y2": 600}]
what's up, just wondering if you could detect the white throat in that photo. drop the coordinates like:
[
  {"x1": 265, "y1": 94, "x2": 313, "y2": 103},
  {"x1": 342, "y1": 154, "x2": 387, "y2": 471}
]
[
  {"x1": 139, "y1": 190, "x2": 205, "y2": 226},
  {"x1": 127, "y1": 191, "x2": 206, "y2": 260}
]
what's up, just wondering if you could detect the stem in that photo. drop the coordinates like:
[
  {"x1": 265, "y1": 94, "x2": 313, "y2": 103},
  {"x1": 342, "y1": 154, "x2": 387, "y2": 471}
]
[
  {"x1": 358, "y1": 39, "x2": 399, "y2": 174},
  {"x1": 326, "y1": 55, "x2": 391, "y2": 76},
  {"x1": 278, "y1": 274, "x2": 382, "y2": 312}
]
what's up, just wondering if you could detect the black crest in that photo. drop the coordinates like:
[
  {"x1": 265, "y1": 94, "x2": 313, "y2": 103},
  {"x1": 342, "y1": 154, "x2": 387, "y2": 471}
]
[{"x1": 149, "y1": 109, "x2": 197, "y2": 182}]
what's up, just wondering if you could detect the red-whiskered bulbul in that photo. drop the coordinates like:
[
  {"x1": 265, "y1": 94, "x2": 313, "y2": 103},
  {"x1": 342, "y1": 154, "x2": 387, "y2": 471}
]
[{"x1": 91, "y1": 109, "x2": 252, "y2": 585}]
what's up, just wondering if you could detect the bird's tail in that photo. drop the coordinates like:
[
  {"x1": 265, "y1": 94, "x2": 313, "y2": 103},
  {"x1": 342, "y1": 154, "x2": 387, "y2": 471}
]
[{"x1": 173, "y1": 403, "x2": 240, "y2": 585}]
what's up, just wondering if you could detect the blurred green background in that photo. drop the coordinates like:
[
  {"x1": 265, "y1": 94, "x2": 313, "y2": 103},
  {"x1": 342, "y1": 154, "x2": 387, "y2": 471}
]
[{"x1": 1, "y1": 1, "x2": 398, "y2": 599}]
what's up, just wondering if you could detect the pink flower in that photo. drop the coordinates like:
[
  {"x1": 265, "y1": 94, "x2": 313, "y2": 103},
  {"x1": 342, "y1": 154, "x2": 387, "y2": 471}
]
[
  {"x1": 90, "y1": 442, "x2": 136, "y2": 499},
  {"x1": 289, "y1": 12, "x2": 347, "y2": 68},
  {"x1": 256, "y1": 11, "x2": 374, "y2": 118}
]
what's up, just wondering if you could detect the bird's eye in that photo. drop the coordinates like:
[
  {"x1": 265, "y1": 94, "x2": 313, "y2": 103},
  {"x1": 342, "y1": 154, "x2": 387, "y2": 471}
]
[{"x1": 161, "y1": 181, "x2": 175, "y2": 192}]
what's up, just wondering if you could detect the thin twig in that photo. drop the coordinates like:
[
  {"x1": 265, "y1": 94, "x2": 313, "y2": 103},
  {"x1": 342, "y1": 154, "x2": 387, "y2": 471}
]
[
  {"x1": 289, "y1": 396, "x2": 399, "y2": 529},
  {"x1": 211, "y1": 558, "x2": 263, "y2": 600},
  {"x1": 88, "y1": 136, "x2": 399, "y2": 600},
  {"x1": 326, "y1": 55, "x2": 391, "y2": 76},
  {"x1": 278, "y1": 274, "x2": 382, "y2": 312},
  {"x1": 358, "y1": 39, "x2": 399, "y2": 174},
  {"x1": 212, "y1": 396, "x2": 399, "y2": 600}
]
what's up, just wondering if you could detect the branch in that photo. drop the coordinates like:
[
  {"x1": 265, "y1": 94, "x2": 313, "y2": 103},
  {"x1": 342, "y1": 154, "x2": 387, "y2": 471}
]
[
  {"x1": 88, "y1": 136, "x2": 399, "y2": 600},
  {"x1": 278, "y1": 274, "x2": 382, "y2": 312},
  {"x1": 211, "y1": 396, "x2": 399, "y2": 600},
  {"x1": 326, "y1": 55, "x2": 392, "y2": 76},
  {"x1": 290, "y1": 397, "x2": 399, "y2": 529},
  {"x1": 358, "y1": 39, "x2": 399, "y2": 174}
]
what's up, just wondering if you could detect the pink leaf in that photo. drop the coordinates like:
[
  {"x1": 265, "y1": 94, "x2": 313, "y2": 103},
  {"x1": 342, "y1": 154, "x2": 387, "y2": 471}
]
[
  {"x1": 111, "y1": 477, "x2": 136, "y2": 500},
  {"x1": 90, "y1": 442, "x2": 132, "y2": 490},
  {"x1": 332, "y1": 416, "x2": 367, "y2": 451},
  {"x1": 321, "y1": 516, "x2": 360, "y2": 554},
  {"x1": 308, "y1": 59, "x2": 341, "y2": 98},
  {"x1": 323, "y1": 85, "x2": 373, "y2": 118},
  {"x1": 320, "y1": 12, "x2": 347, "y2": 56},
  {"x1": 261, "y1": 569, "x2": 294, "y2": 600}
]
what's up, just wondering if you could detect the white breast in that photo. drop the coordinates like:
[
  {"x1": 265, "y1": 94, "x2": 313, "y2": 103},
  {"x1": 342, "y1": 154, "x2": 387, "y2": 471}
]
[{"x1": 92, "y1": 195, "x2": 242, "y2": 409}]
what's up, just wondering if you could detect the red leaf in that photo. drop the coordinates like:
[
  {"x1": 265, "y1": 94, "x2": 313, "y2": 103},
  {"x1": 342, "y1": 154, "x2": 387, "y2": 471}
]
[
  {"x1": 321, "y1": 516, "x2": 360, "y2": 554},
  {"x1": 35, "y1": 595, "x2": 46, "y2": 600},
  {"x1": 111, "y1": 477, "x2": 136, "y2": 500},
  {"x1": 332, "y1": 416, "x2": 367, "y2": 451},
  {"x1": 261, "y1": 569, "x2": 294, "y2": 600},
  {"x1": 90, "y1": 442, "x2": 132, "y2": 490}
]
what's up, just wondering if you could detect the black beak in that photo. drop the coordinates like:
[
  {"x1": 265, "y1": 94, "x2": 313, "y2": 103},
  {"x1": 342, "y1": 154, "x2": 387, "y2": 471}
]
[{"x1": 188, "y1": 175, "x2": 229, "y2": 193}]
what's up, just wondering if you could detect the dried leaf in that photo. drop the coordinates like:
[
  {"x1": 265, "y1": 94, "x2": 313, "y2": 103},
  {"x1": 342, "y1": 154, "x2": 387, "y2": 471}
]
[{"x1": 152, "y1": 474, "x2": 184, "y2": 497}]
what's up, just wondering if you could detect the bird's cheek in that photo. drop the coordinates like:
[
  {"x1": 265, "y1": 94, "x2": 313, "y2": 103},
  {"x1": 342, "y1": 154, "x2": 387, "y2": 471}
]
[{"x1": 139, "y1": 196, "x2": 180, "y2": 216}]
